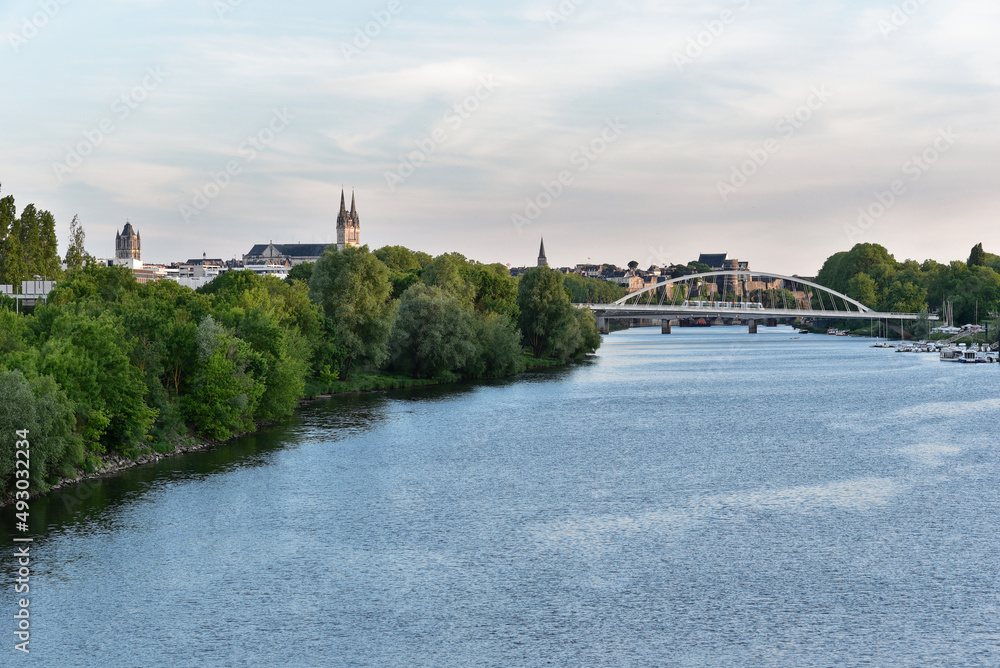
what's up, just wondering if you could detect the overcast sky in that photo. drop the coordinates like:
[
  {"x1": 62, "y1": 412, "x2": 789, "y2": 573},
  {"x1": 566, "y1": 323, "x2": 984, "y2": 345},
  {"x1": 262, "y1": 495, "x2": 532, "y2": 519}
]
[{"x1": 1, "y1": 0, "x2": 997, "y2": 274}]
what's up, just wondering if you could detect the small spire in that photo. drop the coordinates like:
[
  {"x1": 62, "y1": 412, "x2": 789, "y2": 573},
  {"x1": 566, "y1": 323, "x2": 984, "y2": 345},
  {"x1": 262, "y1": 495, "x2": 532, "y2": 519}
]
[
  {"x1": 537, "y1": 237, "x2": 548, "y2": 267},
  {"x1": 340, "y1": 188, "x2": 347, "y2": 213},
  {"x1": 350, "y1": 190, "x2": 357, "y2": 216}
]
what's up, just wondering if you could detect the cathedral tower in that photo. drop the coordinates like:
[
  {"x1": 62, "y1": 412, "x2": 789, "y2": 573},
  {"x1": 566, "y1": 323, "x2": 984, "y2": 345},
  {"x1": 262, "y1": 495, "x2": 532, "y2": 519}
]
[
  {"x1": 115, "y1": 221, "x2": 141, "y2": 265},
  {"x1": 336, "y1": 189, "x2": 361, "y2": 251},
  {"x1": 537, "y1": 237, "x2": 547, "y2": 267}
]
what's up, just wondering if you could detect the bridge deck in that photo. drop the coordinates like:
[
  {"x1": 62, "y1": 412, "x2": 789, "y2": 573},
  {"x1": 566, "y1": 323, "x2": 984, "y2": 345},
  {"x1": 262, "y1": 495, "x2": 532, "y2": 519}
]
[{"x1": 587, "y1": 305, "x2": 935, "y2": 321}]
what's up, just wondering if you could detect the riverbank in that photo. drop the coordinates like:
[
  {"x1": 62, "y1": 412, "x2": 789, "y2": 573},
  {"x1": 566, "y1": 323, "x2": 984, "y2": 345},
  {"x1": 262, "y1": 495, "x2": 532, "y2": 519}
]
[{"x1": 2, "y1": 354, "x2": 570, "y2": 508}]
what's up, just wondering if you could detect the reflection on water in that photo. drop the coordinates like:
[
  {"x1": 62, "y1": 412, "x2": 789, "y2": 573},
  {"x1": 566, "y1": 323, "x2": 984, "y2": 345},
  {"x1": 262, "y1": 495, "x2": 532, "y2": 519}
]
[{"x1": 3, "y1": 326, "x2": 1000, "y2": 667}]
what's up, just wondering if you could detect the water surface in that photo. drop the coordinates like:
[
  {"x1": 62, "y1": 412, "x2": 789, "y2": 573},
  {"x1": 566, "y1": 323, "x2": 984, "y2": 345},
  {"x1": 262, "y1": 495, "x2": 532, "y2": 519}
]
[{"x1": 3, "y1": 326, "x2": 999, "y2": 666}]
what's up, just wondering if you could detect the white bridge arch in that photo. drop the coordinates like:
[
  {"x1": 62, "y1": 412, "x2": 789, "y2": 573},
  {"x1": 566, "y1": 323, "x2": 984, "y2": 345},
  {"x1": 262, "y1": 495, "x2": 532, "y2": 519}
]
[{"x1": 585, "y1": 270, "x2": 934, "y2": 325}]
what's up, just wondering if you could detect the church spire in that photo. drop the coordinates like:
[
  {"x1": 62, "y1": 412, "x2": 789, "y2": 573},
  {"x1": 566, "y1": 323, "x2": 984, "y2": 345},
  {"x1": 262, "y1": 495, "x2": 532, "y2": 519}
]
[
  {"x1": 340, "y1": 189, "x2": 347, "y2": 214},
  {"x1": 350, "y1": 190, "x2": 357, "y2": 217},
  {"x1": 537, "y1": 237, "x2": 547, "y2": 267}
]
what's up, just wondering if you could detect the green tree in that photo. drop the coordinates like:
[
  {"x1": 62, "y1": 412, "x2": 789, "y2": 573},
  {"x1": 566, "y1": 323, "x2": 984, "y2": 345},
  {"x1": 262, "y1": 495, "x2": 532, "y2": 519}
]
[
  {"x1": 465, "y1": 312, "x2": 526, "y2": 377},
  {"x1": 0, "y1": 198, "x2": 25, "y2": 286},
  {"x1": 968, "y1": 242, "x2": 986, "y2": 268},
  {"x1": 183, "y1": 315, "x2": 265, "y2": 439},
  {"x1": 25, "y1": 307, "x2": 156, "y2": 455},
  {"x1": 0, "y1": 370, "x2": 83, "y2": 495},
  {"x1": 389, "y1": 283, "x2": 477, "y2": 379},
  {"x1": 880, "y1": 280, "x2": 928, "y2": 314},
  {"x1": 518, "y1": 266, "x2": 588, "y2": 359},
  {"x1": 18, "y1": 204, "x2": 40, "y2": 277},
  {"x1": 64, "y1": 214, "x2": 89, "y2": 272},
  {"x1": 628, "y1": 260, "x2": 639, "y2": 271},
  {"x1": 374, "y1": 245, "x2": 431, "y2": 272},
  {"x1": 563, "y1": 273, "x2": 627, "y2": 303},
  {"x1": 473, "y1": 263, "x2": 519, "y2": 320},
  {"x1": 421, "y1": 253, "x2": 476, "y2": 305},
  {"x1": 309, "y1": 245, "x2": 396, "y2": 379},
  {"x1": 37, "y1": 209, "x2": 61, "y2": 278},
  {"x1": 847, "y1": 272, "x2": 880, "y2": 308},
  {"x1": 286, "y1": 262, "x2": 314, "y2": 285}
]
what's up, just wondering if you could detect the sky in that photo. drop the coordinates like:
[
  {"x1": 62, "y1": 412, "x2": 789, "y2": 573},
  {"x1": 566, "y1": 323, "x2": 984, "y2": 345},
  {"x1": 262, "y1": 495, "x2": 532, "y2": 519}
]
[{"x1": 0, "y1": 0, "x2": 997, "y2": 275}]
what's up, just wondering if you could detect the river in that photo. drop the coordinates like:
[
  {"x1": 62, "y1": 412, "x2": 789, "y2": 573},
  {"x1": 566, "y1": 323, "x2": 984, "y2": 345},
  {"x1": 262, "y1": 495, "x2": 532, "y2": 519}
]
[{"x1": 3, "y1": 325, "x2": 999, "y2": 666}]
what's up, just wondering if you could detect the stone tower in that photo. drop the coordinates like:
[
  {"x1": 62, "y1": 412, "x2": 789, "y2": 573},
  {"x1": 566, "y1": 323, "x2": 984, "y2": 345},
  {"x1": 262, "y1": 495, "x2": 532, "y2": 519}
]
[
  {"x1": 115, "y1": 221, "x2": 141, "y2": 264},
  {"x1": 336, "y1": 189, "x2": 361, "y2": 251},
  {"x1": 537, "y1": 237, "x2": 547, "y2": 267}
]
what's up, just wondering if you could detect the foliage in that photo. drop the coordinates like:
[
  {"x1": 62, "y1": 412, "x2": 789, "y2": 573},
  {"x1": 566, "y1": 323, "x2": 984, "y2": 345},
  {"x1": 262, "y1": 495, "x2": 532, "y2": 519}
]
[
  {"x1": 517, "y1": 266, "x2": 600, "y2": 360},
  {"x1": 473, "y1": 263, "x2": 519, "y2": 319},
  {"x1": 563, "y1": 272, "x2": 627, "y2": 303},
  {"x1": 64, "y1": 214, "x2": 90, "y2": 272},
  {"x1": 421, "y1": 253, "x2": 476, "y2": 305},
  {"x1": 0, "y1": 186, "x2": 62, "y2": 285},
  {"x1": 0, "y1": 370, "x2": 83, "y2": 493},
  {"x1": 309, "y1": 245, "x2": 396, "y2": 379},
  {"x1": 389, "y1": 283, "x2": 478, "y2": 379}
]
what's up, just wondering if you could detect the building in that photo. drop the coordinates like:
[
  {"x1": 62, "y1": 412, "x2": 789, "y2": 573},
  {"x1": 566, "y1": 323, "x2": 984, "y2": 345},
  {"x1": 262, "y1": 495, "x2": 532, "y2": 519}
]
[
  {"x1": 243, "y1": 188, "x2": 360, "y2": 265},
  {"x1": 537, "y1": 238, "x2": 547, "y2": 267},
  {"x1": 337, "y1": 189, "x2": 361, "y2": 251},
  {"x1": 115, "y1": 222, "x2": 142, "y2": 269},
  {"x1": 242, "y1": 242, "x2": 330, "y2": 267}
]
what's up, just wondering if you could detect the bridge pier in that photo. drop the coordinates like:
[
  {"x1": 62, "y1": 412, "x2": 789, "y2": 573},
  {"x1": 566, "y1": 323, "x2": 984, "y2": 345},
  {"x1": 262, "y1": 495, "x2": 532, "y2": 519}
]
[
  {"x1": 597, "y1": 317, "x2": 610, "y2": 335},
  {"x1": 748, "y1": 319, "x2": 758, "y2": 334},
  {"x1": 661, "y1": 319, "x2": 672, "y2": 334}
]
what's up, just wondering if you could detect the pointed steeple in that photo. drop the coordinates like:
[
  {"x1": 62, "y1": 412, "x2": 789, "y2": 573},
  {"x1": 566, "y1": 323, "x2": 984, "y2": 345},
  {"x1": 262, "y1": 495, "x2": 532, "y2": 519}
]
[
  {"x1": 340, "y1": 189, "x2": 347, "y2": 214},
  {"x1": 350, "y1": 190, "x2": 357, "y2": 216},
  {"x1": 537, "y1": 237, "x2": 548, "y2": 267}
]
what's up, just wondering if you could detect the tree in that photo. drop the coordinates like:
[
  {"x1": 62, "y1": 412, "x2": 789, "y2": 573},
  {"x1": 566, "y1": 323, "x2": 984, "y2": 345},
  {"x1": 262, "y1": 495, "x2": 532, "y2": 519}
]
[
  {"x1": 37, "y1": 209, "x2": 61, "y2": 278},
  {"x1": 421, "y1": 253, "x2": 476, "y2": 305},
  {"x1": 0, "y1": 370, "x2": 83, "y2": 494},
  {"x1": 389, "y1": 283, "x2": 478, "y2": 379},
  {"x1": 466, "y1": 312, "x2": 526, "y2": 377},
  {"x1": 374, "y1": 245, "x2": 431, "y2": 272},
  {"x1": 518, "y1": 266, "x2": 585, "y2": 359},
  {"x1": 473, "y1": 263, "x2": 519, "y2": 320},
  {"x1": 880, "y1": 280, "x2": 928, "y2": 314},
  {"x1": 0, "y1": 197, "x2": 25, "y2": 286},
  {"x1": 64, "y1": 214, "x2": 89, "y2": 272},
  {"x1": 628, "y1": 260, "x2": 639, "y2": 271},
  {"x1": 27, "y1": 307, "x2": 156, "y2": 455},
  {"x1": 183, "y1": 315, "x2": 265, "y2": 439},
  {"x1": 286, "y1": 262, "x2": 314, "y2": 285},
  {"x1": 968, "y1": 242, "x2": 986, "y2": 268},
  {"x1": 847, "y1": 272, "x2": 880, "y2": 309},
  {"x1": 563, "y1": 273, "x2": 627, "y2": 303},
  {"x1": 18, "y1": 204, "x2": 40, "y2": 278},
  {"x1": 309, "y1": 245, "x2": 396, "y2": 379}
]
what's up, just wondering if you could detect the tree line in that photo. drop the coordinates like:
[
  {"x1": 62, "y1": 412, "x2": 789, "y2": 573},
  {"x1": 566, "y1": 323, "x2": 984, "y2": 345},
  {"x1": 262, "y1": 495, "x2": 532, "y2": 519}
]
[
  {"x1": 815, "y1": 242, "x2": 1000, "y2": 325},
  {"x1": 0, "y1": 242, "x2": 601, "y2": 498},
  {"x1": 0, "y1": 183, "x2": 62, "y2": 287}
]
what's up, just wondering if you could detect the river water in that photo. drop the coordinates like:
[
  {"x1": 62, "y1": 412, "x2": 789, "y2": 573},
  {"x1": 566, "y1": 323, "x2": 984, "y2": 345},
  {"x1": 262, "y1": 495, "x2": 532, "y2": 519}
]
[{"x1": 3, "y1": 325, "x2": 999, "y2": 666}]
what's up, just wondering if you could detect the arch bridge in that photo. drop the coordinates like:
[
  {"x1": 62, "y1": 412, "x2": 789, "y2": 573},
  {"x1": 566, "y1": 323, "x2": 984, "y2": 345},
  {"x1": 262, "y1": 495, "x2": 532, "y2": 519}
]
[{"x1": 586, "y1": 270, "x2": 935, "y2": 334}]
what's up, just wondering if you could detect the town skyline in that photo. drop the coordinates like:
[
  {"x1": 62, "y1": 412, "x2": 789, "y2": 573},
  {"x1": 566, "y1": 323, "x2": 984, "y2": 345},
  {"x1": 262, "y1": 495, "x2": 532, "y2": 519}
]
[{"x1": 2, "y1": 1, "x2": 998, "y2": 275}]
